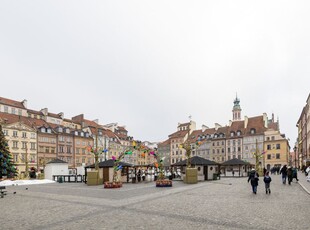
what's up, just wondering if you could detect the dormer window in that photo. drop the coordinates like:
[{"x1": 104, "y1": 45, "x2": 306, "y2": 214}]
[
  {"x1": 230, "y1": 132, "x2": 235, "y2": 137},
  {"x1": 47, "y1": 128, "x2": 51, "y2": 133},
  {"x1": 41, "y1": 127, "x2": 46, "y2": 133},
  {"x1": 66, "y1": 129, "x2": 70, "y2": 134},
  {"x1": 85, "y1": 133, "x2": 89, "y2": 137},
  {"x1": 237, "y1": 131, "x2": 241, "y2": 136},
  {"x1": 75, "y1": 131, "x2": 78, "y2": 136},
  {"x1": 214, "y1": 134, "x2": 218, "y2": 138},
  {"x1": 81, "y1": 132, "x2": 84, "y2": 137},
  {"x1": 58, "y1": 127, "x2": 63, "y2": 132},
  {"x1": 250, "y1": 128, "x2": 256, "y2": 134}
]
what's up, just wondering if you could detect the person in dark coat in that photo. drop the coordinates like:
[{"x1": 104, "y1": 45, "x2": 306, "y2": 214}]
[
  {"x1": 292, "y1": 167, "x2": 299, "y2": 182},
  {"x1": 287, "y1": 166, "x2": 293, "y2": 185},
  {"x1": 280, "y1": 165, "x2": 288, "y2": 184},
  {"x1": 263, "y1": 171, "x2": 272, "y2": 194},
  {"x1": 248, "y1": 168, "x2": 259, "y2": 194}
]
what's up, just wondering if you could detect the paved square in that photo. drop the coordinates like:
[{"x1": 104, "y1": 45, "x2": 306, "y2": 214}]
[{"x1": 1, "y1": 176, "x2": 309, "y2": 230}]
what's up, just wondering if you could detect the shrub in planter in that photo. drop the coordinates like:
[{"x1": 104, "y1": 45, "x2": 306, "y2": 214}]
[{"x1": 156, "y1": 179, "x2": 172, "y2": 187}]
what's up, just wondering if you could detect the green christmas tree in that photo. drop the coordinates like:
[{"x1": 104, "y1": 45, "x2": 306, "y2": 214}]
[{"x1": 0, "y1": 125, "x2": 17, "y2": 179}]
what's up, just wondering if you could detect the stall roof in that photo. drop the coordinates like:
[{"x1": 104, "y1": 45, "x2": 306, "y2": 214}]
[{"x1": 172, "y1": 156, "x2": 219, "y2": 166}]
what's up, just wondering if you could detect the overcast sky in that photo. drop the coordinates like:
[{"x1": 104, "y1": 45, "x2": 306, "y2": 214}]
[{"x1": 1, "y1": 1, "x2": 309, "y2": 147}]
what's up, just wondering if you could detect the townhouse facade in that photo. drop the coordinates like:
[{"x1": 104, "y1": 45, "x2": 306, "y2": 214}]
[
  {"x1": 296, "y1": 93, "x2": 310, "y2": 168},
  {"x1": 161, "y1": 97, "x2": 287, "y2": 168},
  {"x1": 0, "y1": 113, "x2": 37, "y2": 175},
  {"x1": 0, "y1": 97, "x2": 130, "y2": 173},
  {"x1": 73, "y1": 130, "x2": 93, "y2": 167},
  {"x1": 264, "y1": 129, "x2": 290, "y2": 170},
  {"x1": 1, "y1": 95, "x2": 291, "y2": 173},
  {"x1": 157, "y1": 139, "x2": 171, "y2": 167},
  {"x1": 169, "y1": 121, "x2": 196, "y2": 165}
]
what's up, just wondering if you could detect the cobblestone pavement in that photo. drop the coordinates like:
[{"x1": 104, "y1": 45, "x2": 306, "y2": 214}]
[{"x1": 1, "y1": 175, "x2": 309, "y2": 230}]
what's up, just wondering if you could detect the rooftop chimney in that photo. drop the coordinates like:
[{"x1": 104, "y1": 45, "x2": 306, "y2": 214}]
[
  {"x1": 202, "y1": 125, "x2": 209, "y2": 132},
  {"x1": 22, "y1": 99, "x2": 27, "y2": 108},
  {"x1": 40, "y1": 108, "x2": 48, "y2": 116},
  {"x1": 215, "y1": 123, "x2": 221, "y2": 131}
]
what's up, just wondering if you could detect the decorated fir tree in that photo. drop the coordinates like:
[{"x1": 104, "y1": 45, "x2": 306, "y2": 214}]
[{"x1": 0, "y1": 125, "x2": 17, "y2": 179}]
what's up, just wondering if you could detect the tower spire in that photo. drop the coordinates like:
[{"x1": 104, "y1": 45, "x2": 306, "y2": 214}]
[{"x1": 232, "y1": 94, "x2": 242, "y2": 121}]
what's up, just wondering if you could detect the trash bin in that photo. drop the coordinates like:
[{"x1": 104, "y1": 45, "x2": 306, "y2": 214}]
[
  {"x1": 58, "y1": 176, "x2": 63, "y2": 183},
  {"x1": 213, "y1": 173, "x2": 218, "y2": 180}
]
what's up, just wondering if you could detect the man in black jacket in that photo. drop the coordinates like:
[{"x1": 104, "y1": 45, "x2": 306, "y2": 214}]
[{"x1": 248, "y1": 168, "x2": 259, "y2": 194}]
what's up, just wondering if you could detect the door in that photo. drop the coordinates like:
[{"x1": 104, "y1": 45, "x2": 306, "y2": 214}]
[
  {"x1": 103, "y1": 168, "x2": 109, "y2": 182},
  {"x1": 204, "y1": 166, "x2": 208, "y2": 180}
]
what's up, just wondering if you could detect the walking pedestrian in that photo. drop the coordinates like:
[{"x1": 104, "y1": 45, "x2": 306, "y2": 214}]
[
  {"x1": 292, "y1": 167, "x2": 299, "y2": 182},
  {"x1": 142, "y1": 169, "x2": 145, "y2": 181},
  {"x1": 280, "y1": 165, "x2": 288, "y2": 184},
  {"x1": 287, "y1": 166, "x2": 293, "y2": 185},
  {"x1": 248, "y1": 168, "x2": 259, "y2": 194},
  {"x1": 263, "y1": 171, "x2": 272, "y2": 194}
]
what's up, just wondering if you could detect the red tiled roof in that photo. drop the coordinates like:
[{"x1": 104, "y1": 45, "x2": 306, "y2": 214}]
[
  {"x1": 27, "y1": 109, "x2": 44, "y2": 115},
  {"x1": 0, "y1": 97, "x2": 26, "y2": 109},
  {"x1": 158, "y1": 139, "x2": 171, "y2": 147},
  {"x1": 202, "y1": 128, "x2": 216, "y2": 135},
  {"x1": 268, "y1": 122, "x2": 279, "y2": 131},
  {"x1": 168, "y1": 130, "x2": 188, "y2": 139},
  {"x1": 0, "y1": 112, "x2": 32, "y2": 127},
  {"x1": 188, "y1": 130, "x2": 203, "y2": 143},
  {"x1": 229, "y1": 120, "x2": 244, "y2": 133},
  {"x1": 117, "y1": 126, "x2": 127, "y2": 132},
  {"x1": 28, "y1": 117, "x2": 51, "y2": 128},
  {"x1": 84, "y1": 119, "x2": 100, "y2": 128},
  {"x1": 245, "y1": 116, "x2": 267, "y2": 135},
  {"x1": 216, "y1": 126, "x2": 228, "y2": 135}
]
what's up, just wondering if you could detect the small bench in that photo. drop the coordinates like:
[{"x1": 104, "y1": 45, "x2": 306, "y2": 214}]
[{"x1": 0, "y1": 186, "x2": 7, "y2": 198}]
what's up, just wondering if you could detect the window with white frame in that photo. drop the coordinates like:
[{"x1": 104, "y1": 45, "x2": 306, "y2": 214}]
[
  {"x1": 30, "y1": 142, "x2": 36, "y2": 150},
  {"x1": 13, "y1": 141, "x2": 18, "y2": 148},
  {"x1": 22, "y1": 142, "x2": 27, "y2": 149},
  {"x1": 13, "y1": 154, "x2": 18, "y2": 162}
]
